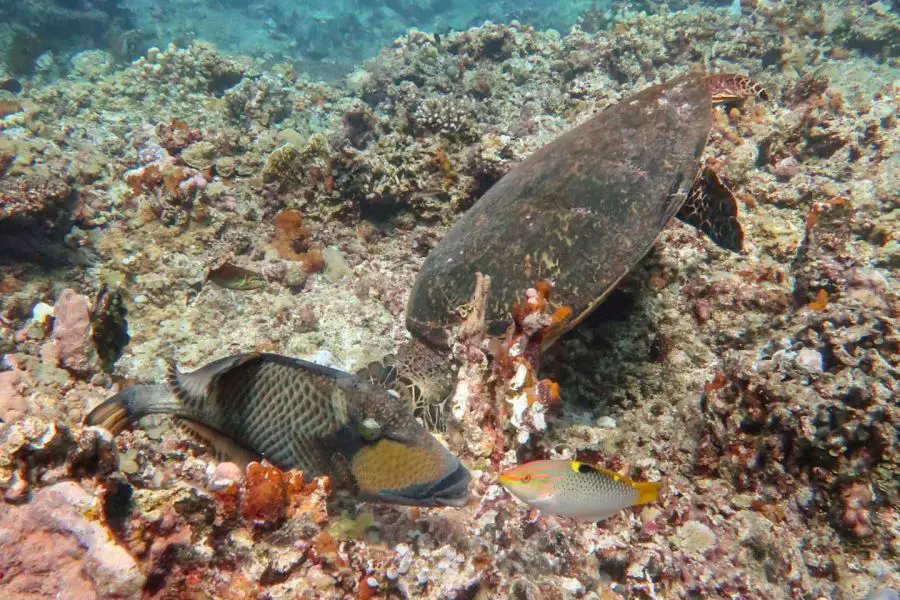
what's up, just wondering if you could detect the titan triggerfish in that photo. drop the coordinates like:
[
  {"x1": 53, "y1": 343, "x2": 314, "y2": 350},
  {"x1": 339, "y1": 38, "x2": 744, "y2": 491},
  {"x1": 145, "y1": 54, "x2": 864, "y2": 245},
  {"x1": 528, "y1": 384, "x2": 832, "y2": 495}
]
[{"x1": 85, "y1": 352, "x2": 471, "y2": 507}]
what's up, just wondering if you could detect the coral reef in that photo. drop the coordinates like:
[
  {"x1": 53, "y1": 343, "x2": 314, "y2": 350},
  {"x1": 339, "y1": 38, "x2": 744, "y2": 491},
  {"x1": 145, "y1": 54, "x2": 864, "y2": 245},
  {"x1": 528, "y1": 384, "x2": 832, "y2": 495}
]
[{"x1": 0, "y1": 1, "x2": 898, "y2": 599}]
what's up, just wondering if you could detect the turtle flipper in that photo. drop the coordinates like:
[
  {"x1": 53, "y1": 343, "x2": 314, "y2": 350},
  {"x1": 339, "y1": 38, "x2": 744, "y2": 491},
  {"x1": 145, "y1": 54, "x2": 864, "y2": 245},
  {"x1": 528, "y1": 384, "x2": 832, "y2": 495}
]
[
  {"x1": 354, "y1": 356, "x2": 399, "y2": 387},
  {"x1": 678, "y1": 169, "x2": 744, "y2": 253},
  {"x1": 357, "y1": 343, "x2": 457, "y2": 430}
]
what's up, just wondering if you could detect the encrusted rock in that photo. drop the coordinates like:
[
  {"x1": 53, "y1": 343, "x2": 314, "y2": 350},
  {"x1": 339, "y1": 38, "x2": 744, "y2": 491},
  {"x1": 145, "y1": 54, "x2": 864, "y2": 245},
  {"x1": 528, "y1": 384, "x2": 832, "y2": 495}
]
[
  {"x1": 795, "y1": 346, "x2": 824, "y2": 374},
  {"x1": 672, "y1": 520, "x2": 718, "y2": 556},
  {"x1": 0, "y1": 370, "x2": 27, "y2": 421},
  {"x1": 0, "y1": 417, "x2": 117, "y2": 501},
  {"x1": 51, "y1": 288, "x2": 99, "y2": 375},
  {"x1": 180, "y1": 140, "x2": 217, "y2": 170},
  {"x1": 0, "y1": 170, "x2": 73, "y2": 221},
  {"x1": 0, "y1": 481, "x2": 145, "y2": 599}
]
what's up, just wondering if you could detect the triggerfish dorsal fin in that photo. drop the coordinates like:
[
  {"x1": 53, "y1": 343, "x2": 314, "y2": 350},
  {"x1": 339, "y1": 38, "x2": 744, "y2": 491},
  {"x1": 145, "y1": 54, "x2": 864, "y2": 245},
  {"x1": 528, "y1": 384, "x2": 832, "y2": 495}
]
[
  {"x1": 167, "y1": 352, "x2": 269, "y2": 405},
  {"x1": 172, "y1": 417, "x2": 259, "y2": 468},
  {"x1": 202, "y1": 352, "x2": 268, "y2": 392},
  {"x1": 165, "y1": 358, "x2": 190, "y2": 403}
]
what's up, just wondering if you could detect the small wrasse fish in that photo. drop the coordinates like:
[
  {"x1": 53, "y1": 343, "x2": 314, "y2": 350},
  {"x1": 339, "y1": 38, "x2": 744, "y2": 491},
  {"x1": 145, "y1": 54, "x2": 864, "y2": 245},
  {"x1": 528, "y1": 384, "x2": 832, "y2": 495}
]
[
  {"x1": 85, "y1": 352, "x2": 471, "y2": 507},
  {"x1": 205, "y1": 262, "x2": 266, "y2": 290},
  {"x1": 498, "y1": 459, "x2": 661, "y2": 521}
]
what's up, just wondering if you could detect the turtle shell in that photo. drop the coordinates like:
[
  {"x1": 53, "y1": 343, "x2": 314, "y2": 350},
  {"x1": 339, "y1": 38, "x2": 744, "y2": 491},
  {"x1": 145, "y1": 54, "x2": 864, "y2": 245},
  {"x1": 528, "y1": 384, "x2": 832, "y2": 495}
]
[{"x1": 406, "y1": 73, "x2": 714, "y2": 348}]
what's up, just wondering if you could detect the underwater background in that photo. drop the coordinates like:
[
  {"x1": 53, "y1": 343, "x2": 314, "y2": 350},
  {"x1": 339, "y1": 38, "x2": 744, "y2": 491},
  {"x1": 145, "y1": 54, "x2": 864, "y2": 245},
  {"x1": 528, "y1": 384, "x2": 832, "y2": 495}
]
[
  {"x1": 1, "y1": 0, "x2": 746, "y2": 80},
  {"x1": 0, "y1": 0, "x2": 898, "y2": 598}
]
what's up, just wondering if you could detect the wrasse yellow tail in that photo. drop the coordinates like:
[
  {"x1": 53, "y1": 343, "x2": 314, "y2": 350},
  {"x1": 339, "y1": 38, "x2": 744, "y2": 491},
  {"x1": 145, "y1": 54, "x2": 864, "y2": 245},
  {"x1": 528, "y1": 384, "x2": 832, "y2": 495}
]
[{"x1": 633, "y1": 480, "x2": 662, "y2": 506}]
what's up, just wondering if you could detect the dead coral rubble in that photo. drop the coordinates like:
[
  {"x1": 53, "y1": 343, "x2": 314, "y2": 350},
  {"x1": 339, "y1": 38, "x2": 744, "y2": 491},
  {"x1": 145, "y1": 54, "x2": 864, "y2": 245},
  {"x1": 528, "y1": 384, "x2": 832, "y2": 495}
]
[
  {"x1": 0, "y1": 168, "x2": 73, "y2": 221},
  {"x1": 448, "y1": 276, "x2": 567, "y2": 461},
  {"x1": 697, "y1": 304, "x2": 898, "y2": 537},
  {"x1": 0, "y1": 416, "x2": 118, "y2": 504}
]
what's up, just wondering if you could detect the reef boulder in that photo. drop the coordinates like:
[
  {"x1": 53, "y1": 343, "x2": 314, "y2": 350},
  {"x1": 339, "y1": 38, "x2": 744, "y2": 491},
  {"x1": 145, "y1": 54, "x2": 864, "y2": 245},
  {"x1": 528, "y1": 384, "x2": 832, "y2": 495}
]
[{"x1": 0, "y1": 481, "x2": 145, "y2": 600}]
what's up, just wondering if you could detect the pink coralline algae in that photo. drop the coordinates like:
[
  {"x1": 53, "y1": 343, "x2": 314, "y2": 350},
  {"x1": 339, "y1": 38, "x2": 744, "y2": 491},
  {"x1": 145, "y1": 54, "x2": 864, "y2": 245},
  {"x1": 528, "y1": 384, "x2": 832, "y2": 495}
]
[
  {"x1": 0, "y1": 481, "x2": 145, "y2": 600},
  {"x1": 0, "y1": 370, "x2": 27, "y2": 421},
  {"x1": 50, "y1": 288, "x2": 98, "y2": 375},
  {"x1": 840, "y1": 482, "x2": 875, "y2": 539}
]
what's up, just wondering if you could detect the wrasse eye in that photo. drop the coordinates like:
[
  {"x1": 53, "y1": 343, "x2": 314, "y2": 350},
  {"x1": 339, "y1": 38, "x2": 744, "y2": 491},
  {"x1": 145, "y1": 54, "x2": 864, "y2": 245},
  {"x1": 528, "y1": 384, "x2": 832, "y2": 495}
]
[{"x1": 522, "y1": 474, "x2": 532, "y2": 483}]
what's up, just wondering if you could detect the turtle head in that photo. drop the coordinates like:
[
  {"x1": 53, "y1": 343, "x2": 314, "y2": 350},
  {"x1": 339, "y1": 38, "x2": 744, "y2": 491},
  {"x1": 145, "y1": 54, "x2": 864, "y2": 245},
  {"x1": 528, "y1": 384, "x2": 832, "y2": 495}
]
[{"x1": 703, "y1": 73, "x2": 768, "y2": 106}]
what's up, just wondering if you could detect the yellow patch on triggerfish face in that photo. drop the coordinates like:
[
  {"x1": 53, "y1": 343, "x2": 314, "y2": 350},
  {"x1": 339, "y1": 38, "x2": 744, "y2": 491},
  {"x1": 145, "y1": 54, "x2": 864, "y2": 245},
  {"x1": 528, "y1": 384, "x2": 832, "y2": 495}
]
[{"x1": 350, "y1": 438, "x2": 454, "y2": 496}]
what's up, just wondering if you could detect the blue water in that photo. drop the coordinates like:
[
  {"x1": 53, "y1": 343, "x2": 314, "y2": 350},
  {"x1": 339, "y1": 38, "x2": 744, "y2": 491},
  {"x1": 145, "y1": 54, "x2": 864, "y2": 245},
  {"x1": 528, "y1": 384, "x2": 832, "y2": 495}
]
[{"x1": 0, "y1": 0, "x2": 741, "y2": 80}]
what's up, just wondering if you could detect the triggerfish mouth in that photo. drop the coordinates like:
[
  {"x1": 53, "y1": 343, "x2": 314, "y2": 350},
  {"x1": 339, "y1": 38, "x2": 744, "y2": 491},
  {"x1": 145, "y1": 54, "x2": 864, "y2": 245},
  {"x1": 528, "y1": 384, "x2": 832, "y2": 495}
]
[
  {"x1": 499, "y1": 459, "x2": 661, "y2": 521},
  {"x1": 85, "y1": 352, "x2": 471, "y2": 507}
]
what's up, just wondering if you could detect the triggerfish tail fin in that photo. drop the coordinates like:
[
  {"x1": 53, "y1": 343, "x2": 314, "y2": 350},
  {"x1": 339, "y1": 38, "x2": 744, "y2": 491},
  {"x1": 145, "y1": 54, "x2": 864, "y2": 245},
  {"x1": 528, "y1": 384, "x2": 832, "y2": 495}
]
[
  {"x1": 84, "y1": 384, "x2": 179, "y2": 434},
  {"x1": 86, "y1": 380, "x2": 260, "y2": 468},
  {"x1": 633, "y1": 480, "x2": 662, "y2": 506}
]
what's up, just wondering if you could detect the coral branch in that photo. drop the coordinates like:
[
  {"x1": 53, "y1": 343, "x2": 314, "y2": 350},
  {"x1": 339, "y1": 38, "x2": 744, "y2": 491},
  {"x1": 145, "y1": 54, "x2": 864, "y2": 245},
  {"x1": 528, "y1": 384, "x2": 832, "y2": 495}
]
[{"x1": 449, "y1": 275, "x2": 568, "y2": 463}]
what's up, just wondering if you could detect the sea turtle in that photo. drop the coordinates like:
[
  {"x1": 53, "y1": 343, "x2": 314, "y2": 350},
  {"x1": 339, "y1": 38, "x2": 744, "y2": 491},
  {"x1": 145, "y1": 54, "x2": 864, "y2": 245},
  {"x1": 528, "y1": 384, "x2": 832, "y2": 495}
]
[{"x1": 367, "y1": 72, "x2": 767, "y2": 424}]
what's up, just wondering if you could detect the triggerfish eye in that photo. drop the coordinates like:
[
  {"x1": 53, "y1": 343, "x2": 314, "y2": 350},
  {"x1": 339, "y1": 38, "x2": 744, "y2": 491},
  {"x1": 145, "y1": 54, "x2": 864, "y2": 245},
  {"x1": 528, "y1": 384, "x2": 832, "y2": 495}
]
[{"x1": 358, "y1": 417, "x2": 382, "y2": 441}]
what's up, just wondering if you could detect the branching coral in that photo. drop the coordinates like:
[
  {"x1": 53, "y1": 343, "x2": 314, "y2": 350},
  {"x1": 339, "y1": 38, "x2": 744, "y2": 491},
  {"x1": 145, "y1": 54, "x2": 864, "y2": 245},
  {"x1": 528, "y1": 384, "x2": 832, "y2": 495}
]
[{"x1": 410, "y1": 95, "x2": 477, "y2": 142}]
